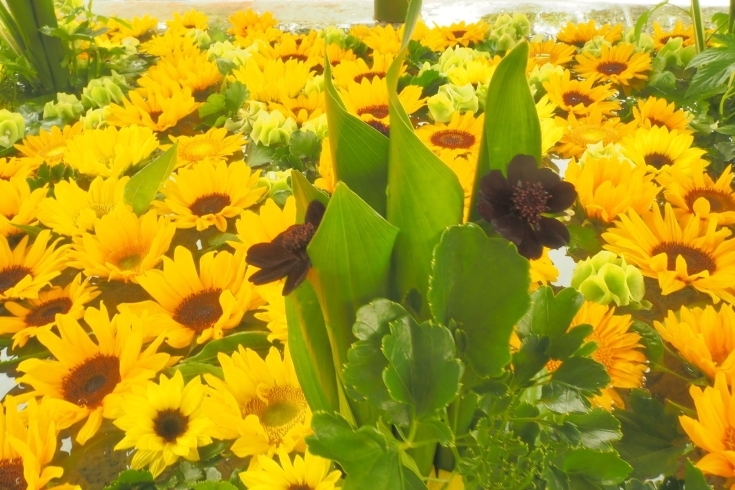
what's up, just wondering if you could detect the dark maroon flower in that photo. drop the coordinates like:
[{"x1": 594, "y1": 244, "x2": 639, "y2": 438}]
[
  {"x1": 246, "y1": 200, "x2": 326, "y2": 295},
  {"x1": 477, "y1": 154, "x2": 577, "y2": 260}
]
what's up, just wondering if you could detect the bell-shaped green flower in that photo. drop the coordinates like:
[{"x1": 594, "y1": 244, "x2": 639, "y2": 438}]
[
  {"x1": 80, "y1": 107, "x2": 109, "y2": 130},
  {"x1": 487, "y1": 13, "x2": 530, "y2": 52},
  {"x1": 321, "y1": 26, "x2": 347, "y2": 47},
  {"x1": 259, "y1": 170, "x2": 292, "y2": 200},
  {"x1": 187, "y1": 29, "x2": 212, "y2": 50},
  {"x1": 43, "y1": 93, "x2": 85, "y2": 123},
  {"x1": 208, "y1": 41, "x2": 252, "y2": 68},
  {"x1": 0, "y1": 110, "x2": 25, "y2": 149},
  {"x1": 428, "y1": 83, "x2": 478, "y2": 122},
  {"x1": 571, "y1": 251, "x2": 647, "y2": 308},
  {"x1": 250, "y1": 110, "x2": 298, "y2": 146},
  {"x1": 623, "y1": 27, "x2": 655, "y2": 52},
  {"x1": 81, "y1": 76, "x2": 126, "y2": 109},
  {"x1": 302, "y1": 114, "x2": 328, "y2": 140},
  {"x1": 427, "y1": 92, "x2": 455, "y2": 123}
]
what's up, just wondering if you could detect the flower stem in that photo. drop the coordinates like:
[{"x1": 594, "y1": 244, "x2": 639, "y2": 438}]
[
  {"x1": 691, "y1": 0, "x2": 706, "y2": 53},
  {"x1": 373, "y1": 0, "x2": 409, "y2": 23}
]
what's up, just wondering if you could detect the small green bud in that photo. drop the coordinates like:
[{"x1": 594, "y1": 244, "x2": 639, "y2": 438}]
[
  {"x1": 0, "y1": 109, "x2": 25, "y2": 148},
  {"x1": 250, "y1": 110, "x2": 298, "y2": 146},
  {"x1": 572, "y1": 251, "x2": 647, "y2": 307},
  {"x1": 80, "y1": 107, "x2": 109, "y2": 130},
  {"x1": 302, "y1": 114, "x2": 328, "y2": 139},
  {"x1": 427, "y1": 92, "x2": 456, "y2": 123},
  {"x1": 43, "y1": 93, "x2": 85, "y2": 122},
  {"x1": 82, "y1": 76, "x2": 127, "y2": 109}
]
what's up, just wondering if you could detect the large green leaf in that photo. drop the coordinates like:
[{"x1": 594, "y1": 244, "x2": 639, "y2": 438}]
[
  {"x1": 180, "y1": 331, "x2": 271, "y2": 364},
  {"x1": 469, "y1": 41, "x2": 541, "y2": 220},
  {"x1": 517, "y1": 287, "x2": 585, "y2": 341},
  {"x1": 428, "y1": 224, "x2": 530, "y2": 377},
  {"x1": 124, "y1": 144, "x2": 178, "y2": 215},
  {"x1": 291, "y1": 169, "x2": 329, "y2": 223},
  {"x1": 560, "y1": 448, "x2": 632, "y2": 486},
  {"x1": 685, "y1": 460, "x2": 713, "y2": 490},
  {"x1": 323, "y1": 54, "x2": 389, "y2": 215}
]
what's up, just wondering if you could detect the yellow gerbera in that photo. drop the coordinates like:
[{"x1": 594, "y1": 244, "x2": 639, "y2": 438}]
[
  {"x1": 232, "y1": 58, "x2": 314, "y2": 104},
  {"x1": 165, "y1": 127, "x2": 245, "y2": 169},
  {"x1": 554, "y1": 110, "x2": 634, "y2": 158},
  {"x1": 426, "y1": 21, "x2": 490, "y2": 50},
  {"x1": 231, "y1": 196, "x2": 296, "y2": 254},
  {"x1": 315, "y1": 138, "x2": 336, "y2": 194},
  {"x1": 331, "y1": 52, "x2": 396, "y2": 89},
  {"x1": 655, "y1": 305, "x2": 735, "y2": 379},
  {"x1": 16, "y1": 303, "x2": 170, "y2": 444},
  {"x1": 621, "y1": 126, "x2": 707, "y2": 173},
  {"x1": 0, "y1": 231, "x2": 67, "y2": 301},
  {"x1": 575, "y1": 43, "x2": 651, "y2": 88},
  {"x1": 557, "y1": 20, "x2": 623, "y2": 48},
  {"x1": 0, "y1": 176, "x2": 46, "y2": 237},
  {"x1": 679, "y1": 373, "x2": 735, "y2": 478},
  {"x1": 0, "y1": 157, "x2": 33, "y2": 180},
  {"x1": 571, "y1": 301, "x2": 647, "y2": 410},
  {"x1": 632, "y1": 96, "x2": 691, "y2": 132},
  {"x1": 602, "y1": 203, "x2": 735, "y2": 302},
  {"x1": 15, "y1": 123, "x2": 83, "y2": 168},
  {"x1": 543, "y1": 70, "x2": 620, "y2": 116},
  {"x1": 121, "y1": 246, "x2": 253, "y2": 347},
  {"x1": 530, "y1": 248, "x2": 559, "y2": 291},
  {"x1": 36, "y1": 175, "x2": 128, "y2": 236},
  {"x1": 0, "y1": 273, "x2": 99, "y2": 348},
  {"x1": 156, "y1": 160, "x2": 265, "y2": 232},
  {"x1": 113, "y1": 371, "x2": 214, "y2": 478},
  {"x1": 69, "y1": 207, "x2": 175, "y2": 283},
  {"x1": 240, "y1": 451, "x2": 341, "y2": 490},
  {"x1": 106, "y1": 87, "x2": 200, "y2": 132},
  {"x1": 445, "y1": 57, "x2": 499, "y2": 87},
  {"x1": 203, "y1": 346, "x2": 311, "y2": 457},
  {"x1": 416, "y1": 111, "x2": 483, "y2": 161},
  {"x1": 253, "y1": 282, "x2": 288, "y2": 344},
  {"x1": 565, "y1": 153, "x2": 660, "y2": 223},
  {"x1": 138, "y1": 51, "x2": 222, "y2": 96},
  {"x1": 64, "y1": 125, "x2": 159, "y2": 177},
  {"x1": 528, "y1": 39, "x2": 576, "y2": 71},
  {"x1": 228, "y1": 9, "x2": 277, "y2": 37},
  {"x1": 270, "y1": 91, "x2": 325, "y2": 125},
  {"x1": 658, "y1": 159, "x2": 735, "y2": 225},
  {"x1": 653, "y1": 21, "x2": 695, "y2": 51},
  {"x1": 166, "y1": 9, "x2": 208, "y2": 32}
]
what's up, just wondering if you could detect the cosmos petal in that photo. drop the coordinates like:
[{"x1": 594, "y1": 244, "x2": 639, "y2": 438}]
[
  {"x1": 546, "y1": 181, "x2": 578, "y2": 212},
  {"x1": 536, "y1": 217, "x2": 571, "y2": 249},
  {"x1": 246, "y1": 242, "x2": 296, "y2": 268}
]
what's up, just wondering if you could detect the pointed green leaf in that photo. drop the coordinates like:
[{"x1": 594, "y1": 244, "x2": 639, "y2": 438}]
[
  {"x1": 291, "y1": 169, "x2": 329, "y2": 223},
  {"x1": 561, "y1": 448, "x2": 632, "y2": 485},
  {"x1": 517, "y1": 287, "x2": 585, "y2": 340},
  {"x1": 124, "y1": 144, "x2": 178, "y2": 215},
  {"x1": 552, "y1": 357, "x2": 610, "y2": 392},
  {"x1": 566, "y1": 409, "x2": 622, "y2": 451},
  {"x1": 429, "y1": 224, "x2": 530, "y2": 377},
  {"x1": 685, "y1": 460, "x2": 713, "y2": 490},
  {"x1": 181, "y1": 331, "x2": 271, "y2": 364}
]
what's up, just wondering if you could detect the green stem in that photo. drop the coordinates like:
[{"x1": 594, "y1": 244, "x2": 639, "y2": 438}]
[
  {"x1": 373, "y1": 0, "x2": 409, "y2": 23},
  {"x1": 731, "y1": 0, "x2": 735, "y2": 34},
  {"x1": 691, "y1": 0, "x2": 706, "y2": 53}
]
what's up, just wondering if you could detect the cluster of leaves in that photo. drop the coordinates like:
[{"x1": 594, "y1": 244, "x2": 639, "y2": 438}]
[
  {"x1": 104, "y1": 459, "x2": 241, "y2": 490},
  {"x1": 199, "y1": 81, "x2": 249, "y2": 128}
]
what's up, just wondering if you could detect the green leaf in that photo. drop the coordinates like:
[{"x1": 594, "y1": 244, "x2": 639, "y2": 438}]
[
  {"x1": 291, "y1": 169, "x2": 329, "y2": 223},
  {"x1": 246, "y1": 142, "x2": 276, "y2": 168},
  {"x1": 560, "y1": 448, "x2": 632, "y2": 485},
  {"x1": 382, "y1": 316, "x2": 462, "y2": 419},
  {"x1": 511, "y1": 335, "x2": 550, "y2": 388},
  {"x1": 323, "y1": 53, "x2": 389, "y2": 215},
  {"x1": 629, "y1": 321, "x2": 664, "y2": 366},
  {"x1": 181, "y1": 331, "x2": 271, "y2": 364},
  {"x1": 685, "y1": 460, "x2": 713, "y2": 490},
  {"x1": 414, "y1": 416, "x2": 453, "y2": 445},
  {"x1": 192, "y1": 483, "x2": 238, "y2": 490},
  {"x1": 224, "y1": 81, "x2": 248, "y2": 114},
  {"x1": 429, "y1": 224, "x2": 530, "y2": 377},
  {"x1": 540, "y1": 383, "x2": 590, "y2": 414},
  {"x1": 551, "y1": 357, "x2": 610, "y2": 392},
  {"x1": 174, "y1": 362, "x2": 223, "y2": 380},
  {"x1": 686, "y1": 34, "x2": 735, "y2": 97},
  {"x1": 633, "y1": 0, "x2": 670, "y2": 43},
  {"x1": 124, "y1": 143, "x2": 178, "y2": 215},
  {"x1": 545, "y1": 324, "x2": 593, "y2": 361},
  {"x1": 518, "y1": 287, "x2": 585, "y2": 340},
  {"x1": 567, "y1": 409, "x2": 622, "y2": 451},
  {"x1": 103, "y1": 469, "x2": 154, "y2": 490},
  {"x1": 470, "y1": 41, "x2": 541, "y2": 220},
  {"x1": 289, "y1": 130, "x2": 320, "y2": 161}
]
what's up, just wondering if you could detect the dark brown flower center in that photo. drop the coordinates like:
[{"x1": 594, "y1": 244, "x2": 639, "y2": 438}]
[
  {"x1": 644, "y1": 152, "x2": 674, "y2": 169},
  {"x1": 562, "y1": 90, "x2": 594, "y2": 107},
  {"x1": 685, "y1": 188, "x2": 735, "y2": 213},
  {"x1": 0, "y1": 458, "x2": 26, "y2": 490},
  {"x1": 659, "y1": 34, "x2": 689, "y2": 45},
  {"x1": 0, "y1": 266, "x2": 31, "y2": 295},
  {"x1": 511, "y1": 182, "x2": 550, "y2": 226},
  {"x1": 244, "y1": 385, "x2": 308, "y2": 445},
  {"x1": 647, "y1": 117, "x2": 667, "y2": 127},
  {"x1": 452, "y1": 29, "x2": 467, "y2": 38},
  {"x1": 282, "y1": 54, "x2": 309, "y2": 62},
  {"x1": 366, "y1": 120, "x2": 390, "y2": 137},
  {"x1": 174, "y1": 288, "x2": 223, "y2": 333},
  {"x1": 357, "y1": 105, "x2": 389, "y2": 119},
  {"x1": 153, "y1": 408, "x2": 190, "y2": 443},
  {"x1": 354, "y1": 71, "x2": 386, "y2": 83},
  {"x1": 25, "y1": 297, "x2": 73, "y2": 326},
  {"x1": 650, "y1": 242, "x2": 716, "y2": 275},
  {"x1": 289, "y1": 486, "x2": 310, "y2": 490},
  {"x1": 597, "y1": 61, "x2": 628, "y2": 76},
  {"x1": 62, "y1": 354, "x2": 121, "y2": 408},
  {"x1": 189, "y1": 193, "x2": 231, "y2": 216},
  {"x1": 280, "y1": 223, "x2": 316, "y2": 253},
  {"x1": 430, "y1": 130, "x2": 475, "y2": 149}
]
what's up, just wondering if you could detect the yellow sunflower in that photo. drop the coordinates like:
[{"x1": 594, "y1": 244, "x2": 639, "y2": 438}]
[
  {"x1": 270, "y1": 91, "x2": 325, "y2": 125},
  {"x1": 0, "y1": 176, "x2": 46, "y2": 237},
  {"x1": 253, "y1": 282, "x2": 288, "y2": 344},
  {"x1": 315, "y1": 138, "x2": 336, "y2": 194},
  {"x1": 426, "y1": 20, "x2": 490, "y2": 50},
  {"x1": 113, "y1": 371, "x2": 214, "y2": 478},
  {"x1": 15, "y1": 123, "x2": 83, "y2": 168},
  {"x1": 554, "y1": 110, "x2": 634, "y2": 158},
  {"x1": 655, "y1": 305, "x2": 735, "y2": 379},
  {"x1": 232, "y1": 58, "x2": 314, "y2": 104},
  {"x1": 231, "y1": 197, "x2": 296, "y2": 254},
  {"x1": 138, "y1": 51, "x2": 222, "y2": 96},
  {"x1": 530, "y1": 248, "x2": 559, "y2": 291},
  {"x1": 106, "y1": 15, "x2": 158, "y2": 42},
  {"x1": 442, "y1": 154, "x2": 476, "y2": 222},
  {"x1": 255, "y1": 31, "x2": 324, "y2": 67},
  {"x1": 141, "y1": 31, "x2": 201, "y2": 58},
  {"x1": 165, "y1": 127, "x2": 245, "y2": 169},
  {"x1": 0, "y1": 273, "x2": 99, "y2": 349},
  {"x1": 557, "y1": 20, "x2": 623, "y2": 48},
  {"x1": 356, "y1": 24, "x2": 403, "y2": 55},
  {"x1": 571, "y1": 301, "x2": 647, "y2": 410},
  {"x1": 64, "y1": 125, "x2": 159, "y2": 177},
  {"x1": 203, "y1": 346, "x2": 311, "y2": 457},
  {"x1": 543, "y1": 70, "x2": 620, "y2": 116},
  {"x1": 602, "y1": 203, "x2": 735, "y2": 303},
  {"x1": 106, "y1": 87, "x2": 200, "y2": 132},
  {"x1": 541, "y1": 117, "x2": 565, "y2": 156},
  {"x1": 240, "y1": 451, "x2": 341, "y2": 490},
  {"x1": 575, "y1": 43, "x2": 652, "y2": 89},
  {"x1": 416, "y1": 111, "x2": 483, "y2": 162},
  {"x1": 0, "y1": 157, "x2": 33, "y2": 180},
  {"x1": 228, "y1": 9, "x2": 277, "y2": 37},
  {"x1": 0, "y1": 231, "x2": 68, "y2": 301},
  {"x1": 621, "y1": 126, "x2": 706, "y2": 173},
  {"x1": 69, "y1": 207, "x2": 175, "y2": 283},
  {"x1": 121, "y1": 246, "x2": 253, "y2": 347},
  {"x1": 445, "y1": 57, "x2": 499, "y2": 87},
  {"x1": 565, "y1": 153, "x2": 660, "y2": 223},
  {"x1": 166, "y1": 9, "x2": 208, "y2": 32},
  {"x1": 658, "y1": 159, "x2": 735, "y2": 225},
  {"x1": 156, "y1": 160, "x2": 265, "y2": 232},
  {"x1": 632, "y1": 96, "x2": 691, "y2": 132},
  {"x1": 16, "y1": 303, "x2": 170, "y2": 444},
  {"x1": 331, "y1": 52, "x2": 396, "y2": 89},
  {"x1": 679, "y1": 373, "x2": 735, "y2": 478},
  {"x1": 234, "y1": 28, "x2": 283, "y2": 49},
  {"x1": 36, "y1": 176, "x2": 128, "y2": 236},
  {"x1": 528, "y1": 39, "x2": 576, "y2": 71},
  {"x1": 653, "y1": 21, "x2": 695, "y2": 51}
]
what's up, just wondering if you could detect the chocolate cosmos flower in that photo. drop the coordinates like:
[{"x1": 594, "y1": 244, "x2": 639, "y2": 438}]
[
  {"x1": 246, "y1": 200, "x2": 326, "y2": 295},
  {"x1": 478, "y1": 154, "x2": 577, "y2": 260}
]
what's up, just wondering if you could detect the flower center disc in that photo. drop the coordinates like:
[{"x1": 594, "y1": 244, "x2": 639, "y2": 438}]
[
  {"x1": 153, "y1": 408, "x2": 190, "y2": 443},
  {"x1": 181, "y1": 140, "x2": 218, "y2": 160},
  {"x1": 685, "y1": 189, "x2": 735, "y2": 213},
  {"x1": 366, "y1": 120, "x2": 390, "y2": 137},
  {"x1": 282, "y1": 54, "x2": 309, "y2": 62},
  {"x1": 290, "y1": 486, "x2": 311, "y2": 490},
  {"x1": 114, "y1": 250, "x2": 145, "y2": 272},
  {"x1": 430, "y1": 130, "x2": 475, "y2": 149},
  {"x1": 354, "y1": 71, "x2": 386, "y2": 84},
  {"x1": 659, "y1": 35, "x2": 688, "y2": 44},
  {"x1": 280, "y1": 223, "x2": 316, "y2": 253},
  {"x1": 62, "y1": 354, "x2": 121, "y2": 408},
  {"x1": 597, "y1": 61, "x2": 628, "y2": 75},
  {"x1": 644, "y1": 152, "x2": 674, "y2": 169},
  {"x1": 25, "y1": 297, "x2": 73, "y2": 326},
  {"x1": 90, "y1": 202, "x2": 116, "y2": 219},
  {"x1": 571, "y1": 126, "x2": 617, "y2": 145},
  {"x1": 245, "y1": 385, "x2": 308, "y2": 445},
  {"x1": 452, "y1": 29, "x2": 467, "y2": 38},
  {"x1": 0, "y1": 458, "x2": 26, "y2": 490},
  {"x1": 650, "y1": 242, "x2": 716, "y2": 275},
  {"x1": 189, "y1": 193, "x2": 231, "y2": 216},
  {"x1": 562, "y1": 91, "x2": 594, "y2": 107},
  {"x1": 0, "y1": 266, "x2": 31, "y2": 295},
  {"x1": 357, "y1": 105, "x2": 389, "y2": 119},
  {"x1": 174, "y1": 289, "x2": 223, "y2": 333},
  {"x1": 511, "y1": 182, "x2": 550, "y2": 226},
  {"x1": 647, "y1": 117, "x2": 668, "y2": 128}
]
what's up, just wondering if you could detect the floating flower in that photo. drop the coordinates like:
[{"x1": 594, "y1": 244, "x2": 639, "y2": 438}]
[
  {"x1": 0, "y1": 273, "x2": 100, "y2": 348},
  {"x1": 232, "y1": 197, "x2": 297, "y2": 254},
  {"x1": 528, "y1": 39, "x2": 575, "y2": 71},
  {"x1": 429, "y1": 20, "x2": 490, "y2": 50},
  {"x1": 0, "y1": 176, "x2": 46, "y2": 237},
  {"x1": 203, "y1": 347, "x2": 311, "y2": 457},
  {"x1": 114, "y1": 371, "x2": 213, "y2": 478},
  {"x1": 15, "y1": 123, "x2": 82, "y2": 169},
  {"x1": 575, "y1": 42, "x2": 651, "y2": 88},
  {"x1": 621, "y1": 126, "x2": 706, "y2": 173},
  {"x1": 106, "y1": 87, "x2": 200, "y2": 132},
  {"x1": 543, "y1": 70, "x2": 620, "y2": 116},
  {"x1": 271, "y1": 91, "x2": 325, "y2": 125},
  {"x1": 240, "y1": 451, "x2": 341, "y2": 490},
  {"x1": 64, "y1": 125, "x2": 159, "y2": 177},
  {"x1": 445, "y1": 58, "x2": 498, "y2": 88},
  {"x1": 106, "y1": 14, "x2": 158, "y2": 42},
  {"x1": 233, "y1": 58, "x2": 313, "y2": 103},
  {"x1": 356, "y1": 24, "x2": 403, "y2": 55},
  {"x1": 653, "y1": 21, "x2": 694, "y2": 51},
  {"x1": 632, "y1": 96, "x2": 691, "y2": 132},
  {"x1": 165, "y1": 126, "x2": 244, "y2": 169},
  {"x1": 70, "y1": 207, "x2": 175, "y2": 283},
  {"x1": 256, "y1": 31, "x2": 324, "y2": 67},
  {"x1": 557, "y1": 20, "x2": 623, "y2": 47},
  {"x1": 0, "y1": 231, "x2": 68, "y2": 301},
  {"x1": 139, "y1": 51, "x2": 222, "y2": 95},
  {"x1": 16, "y1": 304, "x2": 170, "y2": 444},
  {"x1": 416, "y1": 111, "x2": 483, "y2": 162},
  {"x1": 571, "y1": 251, "x2": 646, "y2": 307},
  {"x1": 251, "y1": 110, "x2": 299, "y2": 146},
  {"x1": 554, "y1": 110, "x2": 633, "y2": 159},
  {"x1": 602, "y1": 203, "x2": 735, "y2": 302},
  {"x1": 477, "y1": 154, "x2": 577, "y2": 260},
  {"x1": 0, "y1": 110, "x2": 26, "y2": 149}
]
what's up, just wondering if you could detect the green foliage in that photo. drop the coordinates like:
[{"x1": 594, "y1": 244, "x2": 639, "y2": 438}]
[
  {"x1": 124, "y1": 143, "x2": 178, "y2": 215},
  {"x1": 103, "y1": 469, "x2": 154, "y2": 490},
  {"x1": 686, "y1": 34, "x2": 735, "y2": 98},
  {"x1": 180, "y1": 331, "x2": 271, "y2": 364},
  {"x1": 199, "y1": 81, "x2": 249, "y2": 128},
  {"x1": 685, "y1": 460, "x2": 713, "y2": 490},
  {"x1": 27, "y1": 161, "x2": 74, "y2": 195}
]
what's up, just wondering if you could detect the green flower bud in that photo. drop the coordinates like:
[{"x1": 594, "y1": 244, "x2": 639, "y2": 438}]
[
  {"x1": 235, "y1": 100, "x2": 268, "y2": 134},
  {"x1": 434, "y1": 46, "x2": 477, "y2": 73},
  {"x1": 82, "y1": 76, "x2": 127, "y2": 109},
  {"x1": 623, "y1": 27, "x2": 655, "y2": 52},
  {"x1": 495, "y1": 33, "x2": 516, "y2": 53},
  {"x1": 43, "y1": 93, "x2": 84, "y2": 122},
  {"x1": 304, "y1": 75, "x2": 324, "y2": 96},
  {"x1": 427, "y1": 92, "x2": 456, "y2": 123},
  {"x1": 0, "y1": 110, "x2": 25, "y2": 148},
  {"x1": 187, "y1": 29, "x2": 211, "y2": 50},
  {"x1": 250, "y1": 110, "x2": 298, "y2": 146},
  {"x1": 208, "y1": 41, "x2": 252, "y2": 67},
  {"x1": 581, "y1": 36, "x2": 613, "y2": 57},
  {"x1": 80, "y1": 107, "x2": 109, "y2": 130},
  {"x1": 572, "y1": 251, "x2": 647, "y2": 307},
  {"x1": 321, "y1": 26, "x2": 347, "y2": 47},
  {"x1": 258, "y1": 170, "x2": 292, "y2": 200},
  {"x1": 302, "y1": 114, "x2": 328, "y2": 140},
  {"x1": 441, "y1": 83, "x2": 478, "y2": 113}
]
